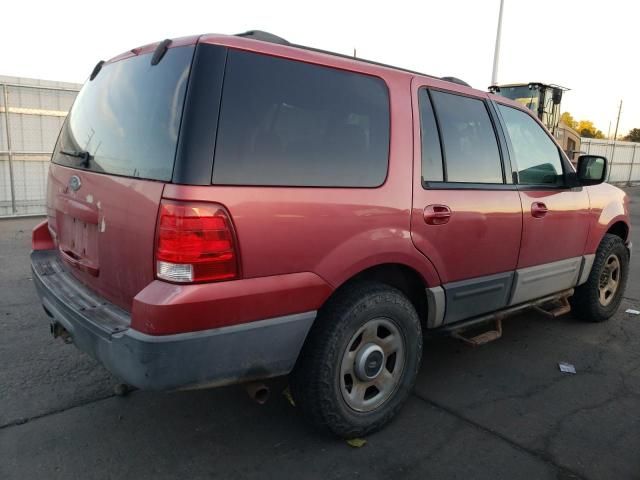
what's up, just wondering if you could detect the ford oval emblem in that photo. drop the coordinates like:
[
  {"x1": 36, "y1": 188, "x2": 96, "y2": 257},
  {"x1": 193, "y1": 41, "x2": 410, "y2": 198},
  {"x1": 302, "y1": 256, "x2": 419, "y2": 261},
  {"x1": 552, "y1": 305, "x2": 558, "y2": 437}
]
[{"x1": 69, "y1": 175, "x2": 82, "y2": 192}]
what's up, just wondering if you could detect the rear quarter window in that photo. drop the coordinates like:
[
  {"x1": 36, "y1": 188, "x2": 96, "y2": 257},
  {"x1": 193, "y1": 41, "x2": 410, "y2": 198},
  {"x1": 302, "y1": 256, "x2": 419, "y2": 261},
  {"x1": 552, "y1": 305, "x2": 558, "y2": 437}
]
[{"x1": 212, "y1": 51, "x2": 390, "y2": 187}]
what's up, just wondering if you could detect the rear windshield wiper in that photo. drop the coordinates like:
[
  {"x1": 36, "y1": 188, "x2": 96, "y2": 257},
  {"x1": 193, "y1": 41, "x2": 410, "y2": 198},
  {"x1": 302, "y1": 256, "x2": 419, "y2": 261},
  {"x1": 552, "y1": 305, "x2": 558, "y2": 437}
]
[{"x1": 60, "y1": 149, "x2": 92, "y2": 168}]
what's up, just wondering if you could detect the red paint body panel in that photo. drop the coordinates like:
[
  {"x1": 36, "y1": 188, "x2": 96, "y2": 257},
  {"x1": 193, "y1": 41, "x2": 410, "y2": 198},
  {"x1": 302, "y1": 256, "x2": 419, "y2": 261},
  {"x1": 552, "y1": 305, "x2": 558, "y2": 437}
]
[
  {"x1": 517, "y1": 189, "x2": 591, "y2": 268},
  {"x1": 584, "y1": 183, "x2": 630, "y2": 253},
  {"x1": 410, "y1": 191, "x2": 523, "y2": 282},
  {"x1": 46, "y1": 163, "x2": 164, "y2": 312},
  {"x1": 132, "y1": 273, "x2": 332, "y2": 335},
  {"x1": 32, "y1": 220, "x2": 55, "y2": 251}
]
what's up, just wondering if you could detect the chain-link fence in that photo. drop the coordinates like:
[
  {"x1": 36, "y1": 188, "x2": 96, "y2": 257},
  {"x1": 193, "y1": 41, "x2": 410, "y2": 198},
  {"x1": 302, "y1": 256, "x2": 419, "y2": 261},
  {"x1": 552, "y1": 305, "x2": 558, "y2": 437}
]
[{"x1": 0, "y1": 76, "x2": 80, "y2": 217}]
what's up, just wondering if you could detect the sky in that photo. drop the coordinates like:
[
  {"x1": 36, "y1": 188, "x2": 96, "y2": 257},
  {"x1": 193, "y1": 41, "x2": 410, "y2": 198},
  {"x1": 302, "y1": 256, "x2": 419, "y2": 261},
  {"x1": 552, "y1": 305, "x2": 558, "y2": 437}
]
[{"x1": 2, "y1": 0, "x2": 637, "y2": 136}]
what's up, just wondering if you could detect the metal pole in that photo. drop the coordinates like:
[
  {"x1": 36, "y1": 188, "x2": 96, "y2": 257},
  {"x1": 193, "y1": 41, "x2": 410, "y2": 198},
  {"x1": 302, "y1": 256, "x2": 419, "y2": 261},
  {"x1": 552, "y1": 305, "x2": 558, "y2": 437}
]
[
  {"x1": 629, "y1": 144, "x2": 638, "y2": 185},
  {"x1": 2, "y1": 84, "x2": 17, "y2": 214},
  {"x1": 608, "y1": 100, "x2": 622, "y2": 182},
  {"x1": 491, "y1": 0, "x2": 505, "y2": 86}
]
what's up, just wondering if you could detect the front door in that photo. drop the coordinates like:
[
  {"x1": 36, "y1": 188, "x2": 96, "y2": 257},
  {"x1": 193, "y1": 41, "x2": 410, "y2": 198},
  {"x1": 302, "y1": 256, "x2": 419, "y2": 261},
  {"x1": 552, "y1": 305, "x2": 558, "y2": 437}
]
[
  {"x1": 494, "y1": 102, "x2": 590, "y2": 305},
  {"x1": 410, "y1": 82, "x2": 523, "y2": 325}
]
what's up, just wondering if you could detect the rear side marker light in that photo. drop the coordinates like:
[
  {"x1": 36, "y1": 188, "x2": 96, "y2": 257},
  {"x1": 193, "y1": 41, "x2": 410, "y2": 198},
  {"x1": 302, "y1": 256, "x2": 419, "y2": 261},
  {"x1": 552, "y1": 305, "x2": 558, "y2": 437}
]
[{"x1": 155, "y1": 201, "x2": 239, "y2": 283}]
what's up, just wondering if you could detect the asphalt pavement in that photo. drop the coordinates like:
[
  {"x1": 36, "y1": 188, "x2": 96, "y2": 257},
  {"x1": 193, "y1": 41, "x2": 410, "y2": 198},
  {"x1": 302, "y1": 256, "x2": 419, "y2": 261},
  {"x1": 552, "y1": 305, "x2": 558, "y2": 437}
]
[{"x1": 2, "y1": 188, "x2": 640, "y2": 479}]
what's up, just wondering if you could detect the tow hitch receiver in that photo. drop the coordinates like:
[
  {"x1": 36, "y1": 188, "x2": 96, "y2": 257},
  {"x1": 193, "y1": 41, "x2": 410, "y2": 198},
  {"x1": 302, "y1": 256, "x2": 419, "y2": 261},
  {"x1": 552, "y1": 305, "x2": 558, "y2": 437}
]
[{"x1": 50, "y1": 322, "x2": 73, "y2": 344}]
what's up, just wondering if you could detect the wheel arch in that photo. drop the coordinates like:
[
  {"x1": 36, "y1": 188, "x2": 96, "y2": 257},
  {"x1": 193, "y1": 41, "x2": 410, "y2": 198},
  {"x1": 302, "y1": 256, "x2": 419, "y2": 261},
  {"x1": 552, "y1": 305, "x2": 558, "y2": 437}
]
[
  {"x1": 321, "y1": 262, "x2": 431, "y2": 327},
  {"x1": 606, "y1": 220, "x2": 629, "y2": 243}
]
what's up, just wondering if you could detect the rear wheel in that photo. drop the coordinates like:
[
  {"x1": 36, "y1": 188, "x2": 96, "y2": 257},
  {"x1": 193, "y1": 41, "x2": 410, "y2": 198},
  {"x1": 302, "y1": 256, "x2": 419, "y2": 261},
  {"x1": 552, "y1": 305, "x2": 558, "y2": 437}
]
[
  {"x1": 571, "y1": 234, "x2": 629, "y2": 322},
  {"x1": 291, "y1": 282, "x2": 422, "y2": 438}
]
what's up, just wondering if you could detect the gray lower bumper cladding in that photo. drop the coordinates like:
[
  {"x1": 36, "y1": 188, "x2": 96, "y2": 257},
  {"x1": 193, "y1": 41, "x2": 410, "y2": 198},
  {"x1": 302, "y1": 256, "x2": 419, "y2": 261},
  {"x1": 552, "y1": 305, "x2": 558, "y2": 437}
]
[{"x1": 31, "y1": 250, "x2": 316, "y2": 391}]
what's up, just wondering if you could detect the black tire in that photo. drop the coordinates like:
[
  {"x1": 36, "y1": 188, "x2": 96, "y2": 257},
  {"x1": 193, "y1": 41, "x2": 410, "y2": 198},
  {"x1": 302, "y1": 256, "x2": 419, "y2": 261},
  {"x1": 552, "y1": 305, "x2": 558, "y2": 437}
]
[
  {"x1": 570, "y1": 234, "x2": 629, "y2": 322},
  {"x1": 290, "y1": 282, "x2": 422, "y2": 438}
]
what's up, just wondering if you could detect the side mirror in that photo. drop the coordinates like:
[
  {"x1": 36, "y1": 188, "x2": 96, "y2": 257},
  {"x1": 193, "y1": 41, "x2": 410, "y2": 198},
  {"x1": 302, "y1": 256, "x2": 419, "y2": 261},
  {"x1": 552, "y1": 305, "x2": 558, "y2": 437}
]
[{"x1": 577, "y1": 155, "x2": 607, "y2": 186}]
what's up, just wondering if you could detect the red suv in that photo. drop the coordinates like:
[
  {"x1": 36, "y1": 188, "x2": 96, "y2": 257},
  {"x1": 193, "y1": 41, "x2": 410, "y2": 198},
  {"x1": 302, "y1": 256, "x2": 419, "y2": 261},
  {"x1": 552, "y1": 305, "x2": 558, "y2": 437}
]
[{"x1": 31, "y1": 31, "x2": 630, "y2": 437}]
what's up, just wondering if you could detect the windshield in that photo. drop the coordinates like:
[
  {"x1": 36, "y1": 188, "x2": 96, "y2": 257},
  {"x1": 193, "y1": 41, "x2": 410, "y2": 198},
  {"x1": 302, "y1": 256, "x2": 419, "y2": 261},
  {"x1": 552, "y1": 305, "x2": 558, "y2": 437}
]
[
  {"x1": 497, "y1": 85, "x2": 540, "y2": 114},
  {"x1": 53, "y1": 45, "x2": 194, "y2": 181}
]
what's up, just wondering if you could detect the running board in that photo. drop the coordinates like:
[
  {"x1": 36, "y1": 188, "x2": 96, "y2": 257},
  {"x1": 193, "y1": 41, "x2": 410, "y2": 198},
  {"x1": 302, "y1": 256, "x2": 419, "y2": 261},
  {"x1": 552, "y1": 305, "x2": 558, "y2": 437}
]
[
  {"x1": 437, "y1": 288, "x2": 574, "y2": 346},
  {"x1": 451, "y1": 319, "x2": 502, "y2": 347},
  {"x1": 533, "y1": 296, "x2": 571, "y2": 318}
]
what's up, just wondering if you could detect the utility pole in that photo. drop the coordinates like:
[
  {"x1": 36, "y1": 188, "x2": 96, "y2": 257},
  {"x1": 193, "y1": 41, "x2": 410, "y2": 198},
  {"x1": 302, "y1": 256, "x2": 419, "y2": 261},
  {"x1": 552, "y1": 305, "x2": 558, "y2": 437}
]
[
  {"x1": 491, "y1": 0, "x2": 505, "y2": 86},
  {"x1": 608, "y1": 100, "x2": 623, "y2": 181},
  {"x1": 613, "y1": 100, "x2": 622, "y2": 141}
]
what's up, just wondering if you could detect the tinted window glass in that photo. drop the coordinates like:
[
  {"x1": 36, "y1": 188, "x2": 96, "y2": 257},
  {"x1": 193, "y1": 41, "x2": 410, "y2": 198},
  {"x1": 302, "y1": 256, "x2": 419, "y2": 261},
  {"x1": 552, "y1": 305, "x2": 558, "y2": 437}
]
[
  {"x1": 53, "y1": 46, "x2": 194, "y2": 181},
  {"x1": 498, "y1": 104, "x2": 563, "y2": 185},
  {"x1": 431, "y1": 91, "x2": 503, "y2": 183},
  {"x1": 419, "y1": 89, "x2": 444, "y2": 182},
  {"x1": 213, "y1": 51, "x2": 390, "y2": 187}
]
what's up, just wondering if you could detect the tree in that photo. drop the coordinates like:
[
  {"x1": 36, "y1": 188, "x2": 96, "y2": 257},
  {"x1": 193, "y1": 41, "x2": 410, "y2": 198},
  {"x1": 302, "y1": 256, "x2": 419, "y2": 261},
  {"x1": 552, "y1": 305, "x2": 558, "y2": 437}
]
[
  {"x1": 560, "y1": 112, "x2": 577, "y2": 130},
  {"x1": 561, "y1": 112, "x2": 605, "y2": 138},
  {"x1": 576, "y1": 120, "x2": 605, "y2": 139},
  {"x1": 623, "y1": 128, "x2": 640, "y2": 143}
]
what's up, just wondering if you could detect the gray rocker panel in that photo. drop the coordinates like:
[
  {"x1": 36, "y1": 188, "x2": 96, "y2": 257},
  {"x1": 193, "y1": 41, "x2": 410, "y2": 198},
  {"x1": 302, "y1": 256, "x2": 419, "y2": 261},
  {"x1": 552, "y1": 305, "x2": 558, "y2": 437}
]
[
  {"x1": 427, "y1": 255, "x2": 595, "y2": 329},
  {"x1": 508, "y1": 256, "x2": 582, "y2": 306},
  {"x1": 442, "y1": 271, "x2": 514, "y2": 325}
]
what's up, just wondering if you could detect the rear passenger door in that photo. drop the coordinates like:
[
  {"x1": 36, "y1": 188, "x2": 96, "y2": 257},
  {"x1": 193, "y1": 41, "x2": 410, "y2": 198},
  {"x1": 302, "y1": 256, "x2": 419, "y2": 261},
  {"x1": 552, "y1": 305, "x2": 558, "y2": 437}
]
[
  {"x1": 410, "y1": 82, "x2": 523, "y2": 325},
  {"x1": 494, "y1": 102, "x2": 590, "y2": 305}
]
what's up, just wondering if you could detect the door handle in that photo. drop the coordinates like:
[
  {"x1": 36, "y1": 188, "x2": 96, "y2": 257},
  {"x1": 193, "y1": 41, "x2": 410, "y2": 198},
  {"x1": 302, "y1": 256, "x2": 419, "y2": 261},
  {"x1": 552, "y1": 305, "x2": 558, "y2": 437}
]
[
  {"x1": 424, "y1": 204, "x2": 452, "y2": 225},
  {"x1": 531, "y1": 202, "x2": 548, "y2": 218}
]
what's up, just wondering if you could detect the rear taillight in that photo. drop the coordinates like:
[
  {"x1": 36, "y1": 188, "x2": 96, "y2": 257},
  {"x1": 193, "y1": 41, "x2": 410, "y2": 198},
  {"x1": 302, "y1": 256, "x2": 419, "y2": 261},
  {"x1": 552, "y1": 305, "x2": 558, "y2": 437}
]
[{"x1": 155, "y1": 201, "x2": 239, "y2": 283}]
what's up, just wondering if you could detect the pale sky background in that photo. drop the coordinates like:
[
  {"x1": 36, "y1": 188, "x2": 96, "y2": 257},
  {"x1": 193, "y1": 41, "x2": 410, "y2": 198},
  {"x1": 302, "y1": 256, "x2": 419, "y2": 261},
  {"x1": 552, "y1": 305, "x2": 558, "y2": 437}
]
[{"x1": 2, "y1": 0, "x2": 637, "y2": 136}]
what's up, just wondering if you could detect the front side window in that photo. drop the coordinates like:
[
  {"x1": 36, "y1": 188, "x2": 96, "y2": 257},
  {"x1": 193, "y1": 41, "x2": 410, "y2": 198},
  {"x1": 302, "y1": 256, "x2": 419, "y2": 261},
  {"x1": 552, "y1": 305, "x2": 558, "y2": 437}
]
[
  {"x1": 430, "y1": 91, "x2": 503, "y2": 184},
  {"x1": 498, "y1": 104, "x2": 564, "y2": 185},
  {"x1": 212, "y1": 50, "x2": 390, "y2": 187}
]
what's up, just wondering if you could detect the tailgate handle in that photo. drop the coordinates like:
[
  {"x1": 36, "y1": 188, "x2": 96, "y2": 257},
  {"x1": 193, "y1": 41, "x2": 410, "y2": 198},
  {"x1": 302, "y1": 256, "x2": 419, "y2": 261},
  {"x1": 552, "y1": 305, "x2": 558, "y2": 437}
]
[{"x1": 59, "y1": 248, "x2": 100, "y2": 277}]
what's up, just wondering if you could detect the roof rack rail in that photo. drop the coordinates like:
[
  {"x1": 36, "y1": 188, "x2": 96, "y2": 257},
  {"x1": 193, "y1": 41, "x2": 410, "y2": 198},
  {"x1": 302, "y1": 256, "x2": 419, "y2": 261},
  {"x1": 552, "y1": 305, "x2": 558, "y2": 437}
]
[
  {"x1": 235, "y1": 30, "x2": 290, "y2": 45},
  {"x1": 440, "y1": 76, "x2": 471, "y2": 87},
  {"x1": 234, "y1": 30, "x2": 471, "y2": 88}
]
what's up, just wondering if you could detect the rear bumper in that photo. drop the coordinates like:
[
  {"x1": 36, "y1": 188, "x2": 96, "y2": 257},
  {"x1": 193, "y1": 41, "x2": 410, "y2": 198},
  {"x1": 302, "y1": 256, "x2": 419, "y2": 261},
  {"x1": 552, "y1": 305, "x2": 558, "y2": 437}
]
[{"x1": 31, "y1": 250, "x2": 316, "y2": 390}]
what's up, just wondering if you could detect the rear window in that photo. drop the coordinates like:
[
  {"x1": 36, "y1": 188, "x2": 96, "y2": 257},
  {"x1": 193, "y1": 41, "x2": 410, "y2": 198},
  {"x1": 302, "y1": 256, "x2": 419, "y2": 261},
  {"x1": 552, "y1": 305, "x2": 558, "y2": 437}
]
[
  {"x1": 53, "y1": 46, "x2": 194, "y2": 181},
  {"x1": 212, "y1": 50, "x2": 390, "y2": 187}
]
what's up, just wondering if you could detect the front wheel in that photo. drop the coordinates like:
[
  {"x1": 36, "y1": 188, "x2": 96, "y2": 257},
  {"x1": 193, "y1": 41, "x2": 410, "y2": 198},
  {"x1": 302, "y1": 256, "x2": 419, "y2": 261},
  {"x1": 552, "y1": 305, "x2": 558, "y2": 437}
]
[
  {"x1": 571, "y1": 234, "x2": 629, "y2": 322},
  {"x1": 290, "y1": 282, "x2": 422, "y2": 438}
]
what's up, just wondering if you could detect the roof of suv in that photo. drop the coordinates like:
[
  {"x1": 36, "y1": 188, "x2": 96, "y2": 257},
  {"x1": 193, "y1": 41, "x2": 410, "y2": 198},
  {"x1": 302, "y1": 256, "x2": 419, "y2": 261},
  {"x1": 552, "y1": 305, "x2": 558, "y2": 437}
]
[
  {"x1": 107, "y1": 32, "x2": 478, "y2": 88},
  {"x1": 104, "y1": 32, "x2": 528, "y2": 111}
]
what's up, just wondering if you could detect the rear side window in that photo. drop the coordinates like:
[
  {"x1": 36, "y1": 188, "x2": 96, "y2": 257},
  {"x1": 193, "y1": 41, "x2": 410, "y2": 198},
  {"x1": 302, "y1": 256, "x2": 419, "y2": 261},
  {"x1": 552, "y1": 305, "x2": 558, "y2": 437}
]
[
  {"x1": 430, "y1": 91, "x2": 503, "y2": 184},
  {"x1": 497, "y1": 104, "x2": 564, "y2": 185},
  {"x1": 212, "y1": 51, "x2": 390, "y2": 187},
  {"x1": 54, "y1": 46, "x2": 194, "y2": 181}
]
